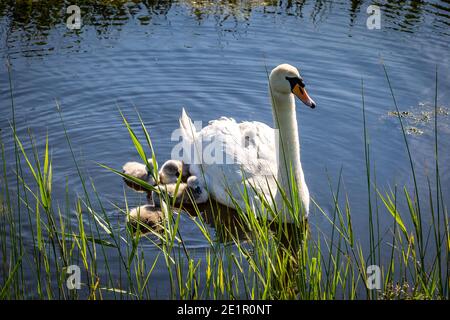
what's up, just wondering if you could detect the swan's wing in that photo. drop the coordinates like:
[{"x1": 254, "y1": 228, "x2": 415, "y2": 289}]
[
  {"x1": 238, "y1": 121, "x2": 276, "y2": 164},
  {"x1": 184, "y1": 115, "x2": 278, "y2": 212},
  {"x1": 197, "y1": 118, "x2": 277, "y2": 176}
]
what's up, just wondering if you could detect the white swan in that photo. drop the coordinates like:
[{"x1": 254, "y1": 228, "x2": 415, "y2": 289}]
[{"x1": 178, "y1": 64, "x2": 316, "y2": 221}]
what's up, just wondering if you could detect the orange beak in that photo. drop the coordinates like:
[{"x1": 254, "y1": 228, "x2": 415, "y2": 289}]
[{"x1": 292, "y1": 84, "x2": 316, "y2": 109}]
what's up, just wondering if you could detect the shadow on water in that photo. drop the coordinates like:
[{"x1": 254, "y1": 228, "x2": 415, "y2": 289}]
[
  {"x1": 129, "y1": 190, "x2": 309, "y2": 251},
  {"x1": 127, "y1": 196, "x2": 251, "y2": 243},
  {"x1": 1, "y1": 0, "x2": 449, "y2": 57}
]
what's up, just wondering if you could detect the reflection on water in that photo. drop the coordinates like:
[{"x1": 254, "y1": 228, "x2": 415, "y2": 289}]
[
  {"x1": 383, "y1": 102, "x2": 450, "y2": 136},
  {"x1": 131, "y1": 200, "x2": 251, "y2": 243},
  {"x1": 1, "y1": 0, "x2": 449, "y2": 57},
  {"x1": 132, "y1": 199, "x2": 310, "y2": 248},
  {"x1": 123, "y1": 176, "x2": 308, "y2": 246}
]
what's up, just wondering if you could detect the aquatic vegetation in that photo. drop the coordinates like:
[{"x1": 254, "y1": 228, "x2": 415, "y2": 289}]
[
  {"x1": 405, "y1": 126, "x2": 424, "y2": 135},
  {"x1": 388, "y1": 111, "x2": 413, "y2": 118},
  {"x1": 381, "y1": 283, "x2": 424, "y2": 300},
  {"x1": 386, "y1": 102, "x2": 449, "y2": 135}
]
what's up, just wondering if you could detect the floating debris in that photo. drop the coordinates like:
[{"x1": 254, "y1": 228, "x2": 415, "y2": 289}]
[
  {"x1": 388, "y1": 111, "x2": 413, "y2": 118},
  {"x1": 437, "y1": 107, "x2": 449, "y2": 116},
  {"x1": 405, "y1": 126, "x2": 423, "y2": 135},
  {"x1": 385, "y1": 102, "x2": 449, "y2": 136},
  {"x1": 415, "y1": 111, "x2": 432, "y2": 124}
]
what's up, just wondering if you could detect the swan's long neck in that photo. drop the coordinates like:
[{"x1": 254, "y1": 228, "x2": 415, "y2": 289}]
[{"x1": 270, "y1": 90, "x2": 307, "y2": 214}]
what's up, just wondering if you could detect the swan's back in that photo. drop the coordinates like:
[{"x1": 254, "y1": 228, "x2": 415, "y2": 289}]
[{"x1": 179, "y1": 109, "x2": 279, "y2": 211}]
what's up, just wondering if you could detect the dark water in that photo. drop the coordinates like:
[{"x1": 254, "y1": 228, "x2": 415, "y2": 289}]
[{"x1": 1, "y1": 0, "x2": 449, "y2": 297}]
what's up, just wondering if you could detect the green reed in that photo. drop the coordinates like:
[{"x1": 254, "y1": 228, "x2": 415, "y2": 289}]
[{"x1": 0, "y1": 63, "x2": 448, "y2": 299}]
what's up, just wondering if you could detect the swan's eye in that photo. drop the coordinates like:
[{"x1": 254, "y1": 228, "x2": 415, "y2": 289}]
[{"x1": 285, "y1": 76, "x2": 305, "y2": 91}]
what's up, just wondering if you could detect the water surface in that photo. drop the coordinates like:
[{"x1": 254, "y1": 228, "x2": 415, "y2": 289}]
[{"x1": 1, "y1": 0, "x2": 449, "y2": 297}]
